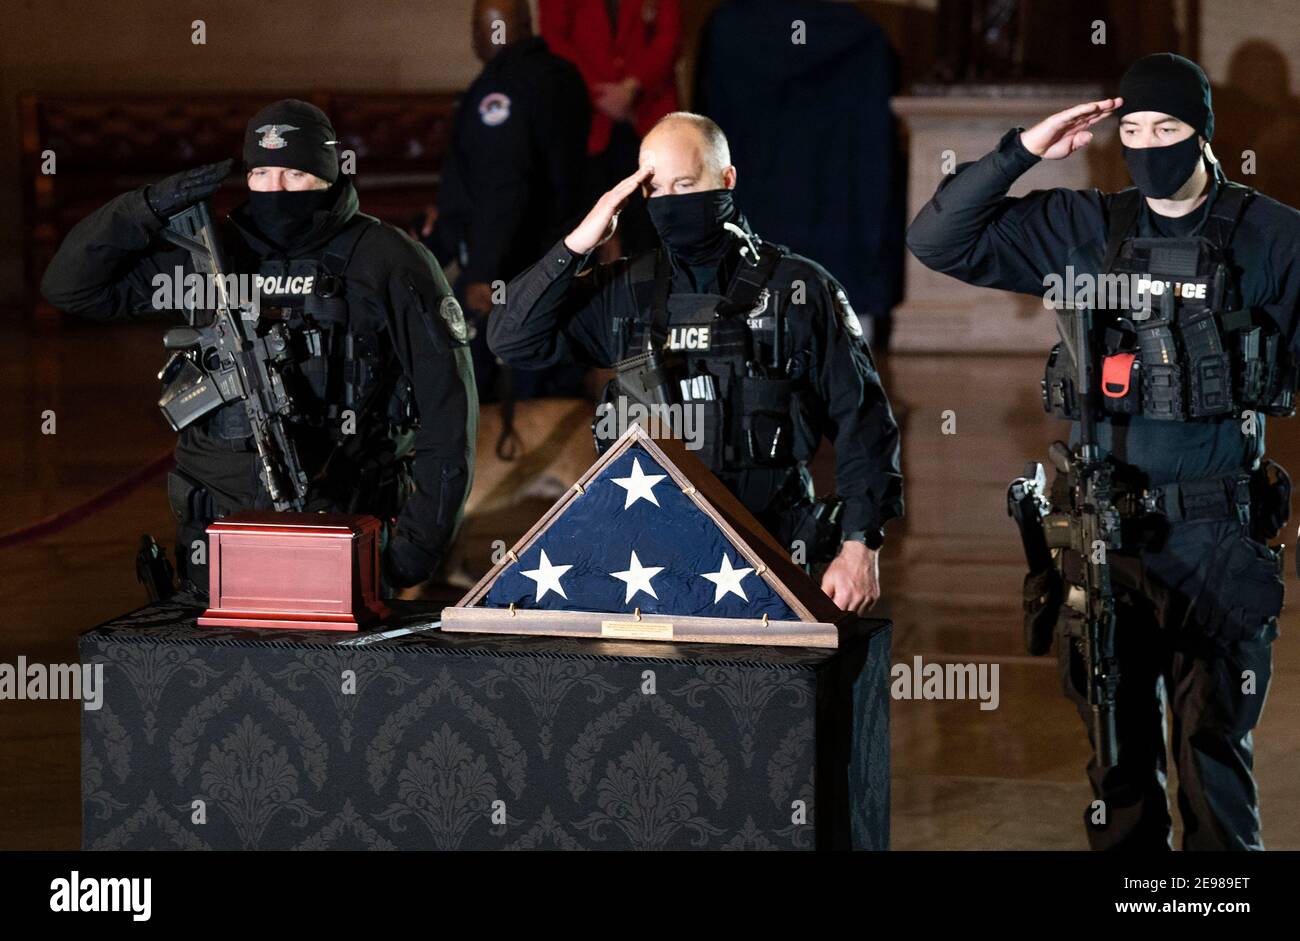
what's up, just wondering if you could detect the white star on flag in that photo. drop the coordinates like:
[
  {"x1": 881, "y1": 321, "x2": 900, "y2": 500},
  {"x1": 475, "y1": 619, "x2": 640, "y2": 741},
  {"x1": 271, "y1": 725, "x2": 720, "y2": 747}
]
[
  {"x1": 520, "y1": 549, "x2": 572, "y2": 601},
  {"x1": 610, "y1": 457, "x2": 667, "y2": 509},
  {"x1": 701, "y1": 553, "x2": 754, "y2": 603},
  {"x1": 610, "y1": 549, "x2": 665, "y2": 603}
]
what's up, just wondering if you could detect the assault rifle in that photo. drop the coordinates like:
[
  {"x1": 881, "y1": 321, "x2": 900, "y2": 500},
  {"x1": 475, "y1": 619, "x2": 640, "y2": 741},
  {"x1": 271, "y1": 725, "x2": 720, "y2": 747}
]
[
  {"x1": 155, "y1": 202, "x2": 310, "y2": 511},
  {"x1": 1059, "y1": 305, "x2": 1123, "y2": 768}
]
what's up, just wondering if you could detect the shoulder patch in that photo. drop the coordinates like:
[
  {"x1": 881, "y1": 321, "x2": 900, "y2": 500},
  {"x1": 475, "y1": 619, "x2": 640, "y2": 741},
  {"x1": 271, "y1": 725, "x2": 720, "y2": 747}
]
[
  {"x1": 479, "y1": 92, "x2": 511, "y2": 127},
  {"x1": 439, "y1": 295, "x2": 469, "y2": 342},
  {"x1": 833, "y1": 288, "x2": 864, "y2": 338}
]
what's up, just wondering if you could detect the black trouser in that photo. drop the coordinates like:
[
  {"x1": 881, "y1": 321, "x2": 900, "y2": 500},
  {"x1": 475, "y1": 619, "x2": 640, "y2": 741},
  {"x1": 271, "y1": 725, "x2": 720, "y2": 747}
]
[
  {"x1": 167, "y1": 469, "x2": 235, "y2": 595},
  {"x1": 1057, "y1": 518, "x2": 1282, "y2": 850}
]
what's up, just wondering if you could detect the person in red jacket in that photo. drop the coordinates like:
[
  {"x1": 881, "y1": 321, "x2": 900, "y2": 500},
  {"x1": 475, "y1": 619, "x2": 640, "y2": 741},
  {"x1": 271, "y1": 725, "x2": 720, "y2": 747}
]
[{"x1": 540, "y1": 0, "x2": 681, "y2": 256}]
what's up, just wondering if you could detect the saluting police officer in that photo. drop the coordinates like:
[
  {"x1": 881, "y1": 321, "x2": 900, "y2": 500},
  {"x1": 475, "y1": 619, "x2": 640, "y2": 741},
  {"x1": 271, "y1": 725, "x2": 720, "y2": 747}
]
[
  {"x1": 908, "y1": 54, "x2": 1300, "y2": 850},
  {"x1": 42, "y1": 99, "x2": 478, "y2": 597},
  {"x1": 488, "y1": 112, "x2": 904, "y2": 615}
]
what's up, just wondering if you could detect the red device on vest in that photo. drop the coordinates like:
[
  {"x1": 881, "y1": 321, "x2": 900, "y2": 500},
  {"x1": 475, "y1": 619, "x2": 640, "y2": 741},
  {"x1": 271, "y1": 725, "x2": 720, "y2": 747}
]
[{"x1": 1102, "y1": 352, "x2": 1136, "y2": 398}]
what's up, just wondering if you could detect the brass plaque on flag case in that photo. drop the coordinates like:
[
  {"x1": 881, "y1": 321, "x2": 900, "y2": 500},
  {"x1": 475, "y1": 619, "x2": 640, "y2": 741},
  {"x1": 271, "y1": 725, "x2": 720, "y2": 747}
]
[{"x1": 601, "y1": 619, "x2": 674, "y2": 640}]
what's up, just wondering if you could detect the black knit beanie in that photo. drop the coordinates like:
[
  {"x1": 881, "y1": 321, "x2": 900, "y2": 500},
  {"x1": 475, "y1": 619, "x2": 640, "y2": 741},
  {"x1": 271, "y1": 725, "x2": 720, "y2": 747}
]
[
  {"x1": 243, "y1": 99, "x2": 340, "y2": 183},
  {"x1": 1118, "y1": 53, "x2": 1215, "y2": 140}
]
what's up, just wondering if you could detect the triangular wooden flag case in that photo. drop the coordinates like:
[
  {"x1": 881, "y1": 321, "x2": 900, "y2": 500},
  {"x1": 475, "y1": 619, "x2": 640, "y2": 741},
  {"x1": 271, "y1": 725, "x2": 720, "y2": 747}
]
[{"x1": 442, "y1": 424, "x2": 846, "y2": 647}]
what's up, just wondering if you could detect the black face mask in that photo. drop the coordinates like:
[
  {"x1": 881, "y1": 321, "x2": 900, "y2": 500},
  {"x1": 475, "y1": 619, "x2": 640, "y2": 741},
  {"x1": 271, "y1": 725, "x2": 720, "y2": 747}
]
[
  {"x1": 645, "y1": 189, "x2": 736, "y2": 265},
  {"x1": 246, "y1": 187, "x2": 335, "y2": 248},
  {"x1": 1122, "y1": 134, "x2": 1204, "y2": 199}
]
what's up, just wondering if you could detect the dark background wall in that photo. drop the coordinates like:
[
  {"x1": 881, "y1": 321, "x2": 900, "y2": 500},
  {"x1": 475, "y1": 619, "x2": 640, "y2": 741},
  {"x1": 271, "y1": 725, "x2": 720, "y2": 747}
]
[{"x1": 2, "y1": 0, "x2": 1298, "y2": 307}]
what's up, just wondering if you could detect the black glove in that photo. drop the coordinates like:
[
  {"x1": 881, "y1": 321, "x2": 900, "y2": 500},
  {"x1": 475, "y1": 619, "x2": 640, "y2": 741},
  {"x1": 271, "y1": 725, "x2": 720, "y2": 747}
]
[{"x1": 145, "y1": 158, "x2": 235, "y2": 221}]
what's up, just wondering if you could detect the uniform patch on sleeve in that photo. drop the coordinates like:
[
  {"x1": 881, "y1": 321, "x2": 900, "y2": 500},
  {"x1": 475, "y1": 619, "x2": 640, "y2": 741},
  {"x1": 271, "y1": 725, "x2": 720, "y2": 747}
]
[
  {"x1": 478, "y1": 92, "x2": 511, "y2": 126},
  {"x1": 834, "y1": 288, "x2": 864, "y2": 338},
  {"x1": 439, "y1": 295, "x2": 469, "y2": 342}
]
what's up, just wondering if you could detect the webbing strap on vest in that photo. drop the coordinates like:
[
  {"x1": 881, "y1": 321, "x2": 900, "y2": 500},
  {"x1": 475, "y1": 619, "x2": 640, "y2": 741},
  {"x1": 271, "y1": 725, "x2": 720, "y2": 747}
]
[
  {"x1": 1200, "y1": 182, "x2": 1254, "y2": 250},
  {"x1": 719, "y1": 243, "x2": 784, "y2": 314},
  {"x1": 646, "y1": 239, "x2": 785, "y2": 350},
  {"x1": 303, "y1": 215, "x2": 389, "y2": 438},
  {"x1": 1102, "y1": 181, "x2": 1256, "y2": 273},
  {"x1": 1102, "y1": 188, "x2": 1142, "y2": 273},
  {"x1": 323, "y1": 213, "x2": 379, "y2": 273},
  {"x1": 648, "y1": 248, "x2": 673, "y2": 351},
  {"x1": 283, "y1": 214, "x2": 378, "y2": 333}
]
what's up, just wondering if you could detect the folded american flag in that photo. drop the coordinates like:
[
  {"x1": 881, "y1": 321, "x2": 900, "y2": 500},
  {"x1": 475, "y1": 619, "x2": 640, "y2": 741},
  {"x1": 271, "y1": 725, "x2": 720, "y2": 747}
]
[{"x1": 484, "y1": 443, "x2": 798, "y2": 622}]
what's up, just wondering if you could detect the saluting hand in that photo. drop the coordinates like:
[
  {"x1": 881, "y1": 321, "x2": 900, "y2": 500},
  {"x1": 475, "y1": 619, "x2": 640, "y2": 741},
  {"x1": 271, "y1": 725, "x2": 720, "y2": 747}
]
[
  {"x1": 564, "y1": 164, "x2": 655, "y2": 256},
  {"x1": 145, "y1": 158, "x2": 235, "y2": 221},
  {"x1": 1019, "y1": 97, "x2": 1123, "y2": 160}
]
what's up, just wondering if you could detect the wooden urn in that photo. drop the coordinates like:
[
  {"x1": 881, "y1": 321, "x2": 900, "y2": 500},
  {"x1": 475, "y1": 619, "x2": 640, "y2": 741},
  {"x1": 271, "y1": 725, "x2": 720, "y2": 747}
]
[{"x1": 199, "y1": 512, "x2": 390, "y2": 631}]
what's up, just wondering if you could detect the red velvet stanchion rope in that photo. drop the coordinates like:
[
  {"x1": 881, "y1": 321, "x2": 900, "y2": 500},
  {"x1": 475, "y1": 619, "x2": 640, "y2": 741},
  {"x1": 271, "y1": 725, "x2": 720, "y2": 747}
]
[{"x1": 0, "y1": 450, "x2": 175, "y2": 549}]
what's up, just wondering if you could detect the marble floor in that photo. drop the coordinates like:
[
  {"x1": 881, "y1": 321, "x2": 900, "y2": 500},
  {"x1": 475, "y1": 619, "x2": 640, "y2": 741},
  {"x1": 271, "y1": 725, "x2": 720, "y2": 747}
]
[{"x1": 1, "y1": 318, "x2": 1296, "y2": 850}]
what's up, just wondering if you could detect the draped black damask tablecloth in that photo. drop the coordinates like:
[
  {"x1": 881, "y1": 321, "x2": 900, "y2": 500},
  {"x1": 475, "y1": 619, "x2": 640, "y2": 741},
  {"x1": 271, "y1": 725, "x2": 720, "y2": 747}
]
[{"x1": 79, "y1": 599, "x2": 891, "y2": 851}]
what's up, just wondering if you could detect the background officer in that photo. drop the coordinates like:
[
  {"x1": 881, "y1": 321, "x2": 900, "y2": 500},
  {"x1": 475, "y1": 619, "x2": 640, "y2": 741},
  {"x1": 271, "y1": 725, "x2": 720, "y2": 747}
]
[
  {"x1": 42, "y1": 99, "x2": 477, "y2": 597},
  {"x1": 488, "y1": 111, "x2": 904, "y2": 615},
  {"x1": 907, "y1": 54, "x2": 1300, "y2": 850},
  {"x1": 422, "y1": 0, "x2": 591, "y2": 404}
]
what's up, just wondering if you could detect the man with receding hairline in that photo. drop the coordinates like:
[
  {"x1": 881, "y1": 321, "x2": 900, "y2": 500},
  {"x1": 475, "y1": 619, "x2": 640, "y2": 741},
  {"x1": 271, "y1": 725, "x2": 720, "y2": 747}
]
[{"x1": 489, "y1": 111, "x2": 904, "y2": 615}]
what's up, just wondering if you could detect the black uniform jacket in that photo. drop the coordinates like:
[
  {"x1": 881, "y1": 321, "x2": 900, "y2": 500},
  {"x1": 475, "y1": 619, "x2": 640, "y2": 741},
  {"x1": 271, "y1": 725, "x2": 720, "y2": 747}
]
[
  {"x1": 487, "y1": 224, "x2": 904, "y2": 543},
  {"x1": 41, "y1": 180, "x2": 477, "y2": 587},
  {"x1": 906, "y1": 128, "x2": 1300, "y2": 486},
  {"x1": 430, "y1": 35, "x2": 591, "y2": 285}
]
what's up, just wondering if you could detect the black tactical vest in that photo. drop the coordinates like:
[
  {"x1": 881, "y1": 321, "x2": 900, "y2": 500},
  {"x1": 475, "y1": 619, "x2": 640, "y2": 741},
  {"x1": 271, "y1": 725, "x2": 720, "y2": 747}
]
[
  {"x1": 595, "y1": 244, "x2": 804, "y2": 474},
  {"x1": 1043, "y1": 183, "x2": 1296, "y2": 422},
  {"x1": 205, "y1": 215, "x2": 413, "y2": 444}
]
